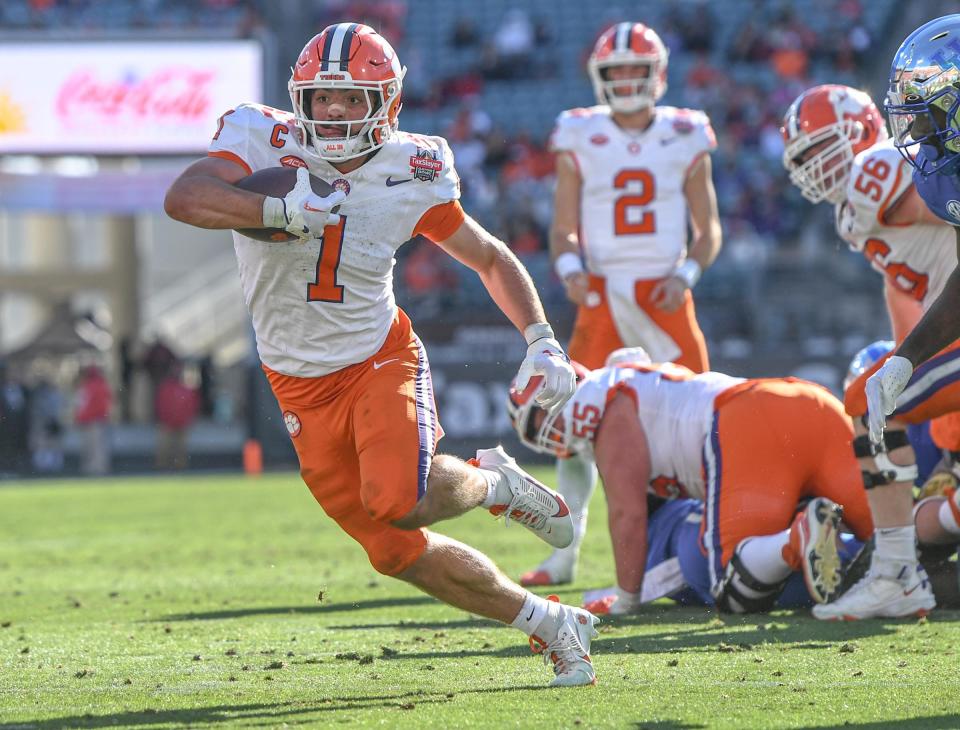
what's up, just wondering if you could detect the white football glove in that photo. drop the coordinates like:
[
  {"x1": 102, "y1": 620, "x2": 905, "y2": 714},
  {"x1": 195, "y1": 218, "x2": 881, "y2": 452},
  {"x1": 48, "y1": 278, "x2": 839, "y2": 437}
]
[
  {"x1": 515, "y1": 324, "x2": 577, "y2": 414},
  {"x1": 262, "y1": 166, "x2": 345, "y2": 239},
  {"x1": 865, "y1": 355, "x2": 913, "y2": 445}
]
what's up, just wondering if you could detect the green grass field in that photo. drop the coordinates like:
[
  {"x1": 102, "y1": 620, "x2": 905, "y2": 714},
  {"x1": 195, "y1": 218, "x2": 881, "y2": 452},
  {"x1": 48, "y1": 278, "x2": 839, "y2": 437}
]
[{"x1": 2, "y1": 469, "x2": 960, "y2": 729}]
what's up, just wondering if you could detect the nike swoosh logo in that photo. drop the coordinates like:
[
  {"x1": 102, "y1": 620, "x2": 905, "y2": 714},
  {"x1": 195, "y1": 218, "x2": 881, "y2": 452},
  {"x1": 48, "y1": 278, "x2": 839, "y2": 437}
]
[
  {"x1": 373, "y1": 358, "x2": 399, "y2": 370},
  {"x1": 303, "y1": 202, "x2": 327, "y2": 212},
  {"x1": 526, "y1": 607, "x2": 536, "y2": 622},
  {"x1": 903, "y1": 583, "x2": 922, "y2": 596},
  {"x1": 660, "y1": 137, "x2": 678, "y2": 146},
  {"x1": 385, "y1": 176, "x2": 413, "y2": 187}
]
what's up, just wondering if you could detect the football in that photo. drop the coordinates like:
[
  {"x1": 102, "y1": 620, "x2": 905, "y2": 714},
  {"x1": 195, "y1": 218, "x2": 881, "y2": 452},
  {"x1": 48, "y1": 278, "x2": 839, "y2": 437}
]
[{"x1": 233, "y1": 167, "x2": 336, "y2": 242}]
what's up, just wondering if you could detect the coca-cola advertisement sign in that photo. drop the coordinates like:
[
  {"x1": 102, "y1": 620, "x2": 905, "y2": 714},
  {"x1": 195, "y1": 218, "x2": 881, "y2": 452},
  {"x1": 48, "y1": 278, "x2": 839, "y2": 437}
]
[{"x1": 0, "y1": 41, "x2": 262, "y2": 154}]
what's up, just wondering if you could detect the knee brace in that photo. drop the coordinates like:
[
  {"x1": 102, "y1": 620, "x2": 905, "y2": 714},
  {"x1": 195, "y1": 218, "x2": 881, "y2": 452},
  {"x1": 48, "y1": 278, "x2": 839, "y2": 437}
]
[
  {"x1": 712, "y1": 549, "x2": 786, "y2": 614},
  {"x1": 853, "y1": 426, "x2": 918, "y2": 488}
]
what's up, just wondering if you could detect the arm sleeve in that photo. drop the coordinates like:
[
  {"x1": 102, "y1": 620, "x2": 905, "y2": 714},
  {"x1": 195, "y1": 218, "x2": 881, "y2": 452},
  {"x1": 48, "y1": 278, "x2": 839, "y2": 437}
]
[
  {"x1": 207, "y1": 104, "x2": 259, "y2": 175},
  {"x1": 412, "y1": 200, "x2": 467, "y2": 242}
]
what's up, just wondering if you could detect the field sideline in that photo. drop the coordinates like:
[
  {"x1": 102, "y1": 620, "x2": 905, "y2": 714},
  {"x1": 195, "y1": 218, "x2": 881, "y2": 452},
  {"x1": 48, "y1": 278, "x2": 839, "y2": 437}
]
[{"x1": 1, "y1": 469, "x2": 960, "y2": 729}]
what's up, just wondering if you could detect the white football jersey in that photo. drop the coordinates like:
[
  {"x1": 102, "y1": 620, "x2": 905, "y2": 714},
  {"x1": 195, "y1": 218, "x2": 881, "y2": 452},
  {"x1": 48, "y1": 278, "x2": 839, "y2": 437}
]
[
  {"x1": 836, "y1": 138, "x2": 956, "y2": 310},
  {"x1": 550, "y1": 105, "x2": 717, "y2": 278},
  {"x1": 566, "y1": 364, "x2": 744, "y2": 500},
  {"x1": 209, "y1": 103, "x2": 460, "y2": 376}
]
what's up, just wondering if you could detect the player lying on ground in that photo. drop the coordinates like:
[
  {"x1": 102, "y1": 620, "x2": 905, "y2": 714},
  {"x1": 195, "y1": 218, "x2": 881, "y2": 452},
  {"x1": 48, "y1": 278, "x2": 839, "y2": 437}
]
[
  {"x1": 509, "y1": 356, "x2": 936, "y2": 619},
  {"x1": 165, "y1": 23, "x2": 599, "y2": 686},
  {"x1": 583, "y1": 496, "x2": 960, "y2": 614}
]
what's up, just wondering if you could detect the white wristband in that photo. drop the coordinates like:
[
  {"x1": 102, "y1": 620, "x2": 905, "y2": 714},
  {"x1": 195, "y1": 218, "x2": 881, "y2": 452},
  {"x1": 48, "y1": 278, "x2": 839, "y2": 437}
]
[
  {"x1": 554, "y1": 252, "x2": 585, "y2": 280},
  {"x1": 524, "y1": 322, "x2": 555, "y2": 346},
  {"x1": 262, "y1": 196, "x2": 287, "y2": 228},
  {"x1": 672, "y1": 259, "x2": 702, "y2": 289}
]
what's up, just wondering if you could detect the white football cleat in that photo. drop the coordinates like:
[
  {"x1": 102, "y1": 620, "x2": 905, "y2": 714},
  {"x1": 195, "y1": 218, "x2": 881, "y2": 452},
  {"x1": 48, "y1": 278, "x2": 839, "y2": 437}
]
[
  {"x1": 530, "y1": 596, "x2": 599, "y2": 687},
  {"x1": 473, "y1": 446, "x2": 574, "y2": 549},
  {"x1": 812, "y1": 559, "x2": 936, "y2": 621},
  {"x1": 782, "y1": 497, "x2": 844, "y2": 604},
  {"x1": 520, "y1": 549, "x2": 578, "y2": 587}
]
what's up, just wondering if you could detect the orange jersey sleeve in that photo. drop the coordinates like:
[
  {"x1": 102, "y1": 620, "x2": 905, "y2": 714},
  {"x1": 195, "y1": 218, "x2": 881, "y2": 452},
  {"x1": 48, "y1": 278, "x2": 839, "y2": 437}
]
[{"x1": 412, "y1": 200, "x2": 466, "y2": 242}]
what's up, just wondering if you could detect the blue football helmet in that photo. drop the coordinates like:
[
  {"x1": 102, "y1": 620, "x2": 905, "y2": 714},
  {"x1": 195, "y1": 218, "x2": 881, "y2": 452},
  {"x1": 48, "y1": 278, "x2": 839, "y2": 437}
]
[
  {"x1": 885, "y1": 14, "x2": 960, "y2": 177},
  {"x1": 844, "y1": 340, "x2": 894, "y2": 392}
]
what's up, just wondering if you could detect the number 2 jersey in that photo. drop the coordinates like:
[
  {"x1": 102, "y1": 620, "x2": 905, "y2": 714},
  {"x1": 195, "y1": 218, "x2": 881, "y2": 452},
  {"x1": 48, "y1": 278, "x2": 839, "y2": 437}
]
[
  {"x1": 549, "y1": 104, "x2": 716, "y2": 279},
  {"x1": 565, "y1": 363, "x2": 744, "y2": 499},
  {"x1": 208, "y1": 103, "x2": 462, "y2": 377},
  {"x1": 836, "y1": 138, "x2": 956, "y2": 310}
]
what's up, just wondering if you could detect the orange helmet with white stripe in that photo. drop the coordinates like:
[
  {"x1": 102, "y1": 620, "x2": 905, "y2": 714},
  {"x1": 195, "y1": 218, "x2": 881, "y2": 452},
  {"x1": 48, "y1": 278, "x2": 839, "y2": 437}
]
[
  {"x1": 588, "y1": 22, "x2": 669, "y2": 113},
  {"x1": 288, "y1": 23, "x2": 406, "y2": 162},
  {"x1": 781, "y1": 84, "x2": 888, "y2": 204}
]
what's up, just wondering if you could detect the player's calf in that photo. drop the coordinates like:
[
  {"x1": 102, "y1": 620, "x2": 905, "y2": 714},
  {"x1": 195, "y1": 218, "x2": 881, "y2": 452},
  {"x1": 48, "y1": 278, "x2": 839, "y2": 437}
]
[
  {"x1": 392, "y1": 454, "x2": 489, "y2": 529},
  {"x1": 852, "y1": 418, "x2": 918, "y2": 494}
]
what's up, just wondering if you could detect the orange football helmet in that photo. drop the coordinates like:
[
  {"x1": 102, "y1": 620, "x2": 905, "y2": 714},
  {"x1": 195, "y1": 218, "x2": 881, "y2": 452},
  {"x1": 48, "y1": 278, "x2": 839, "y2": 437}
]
[
  {"x1": 588, "y1": 22, "x2": 668, "y2": 113},
  {"x1": 781, "y1": 84, "x2": 888, "y2": 204},
  {"x1": 288, "y1": 23, "x2": 405, "y2": 162}
]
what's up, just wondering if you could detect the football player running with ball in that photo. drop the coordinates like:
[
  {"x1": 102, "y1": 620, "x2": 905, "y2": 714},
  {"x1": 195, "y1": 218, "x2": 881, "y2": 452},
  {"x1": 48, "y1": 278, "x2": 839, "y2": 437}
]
[
  {"x1": 780, "y1": 84, "x2": 947, "y2": 618},
  {"x1": 522, "y1": 21, "x2": 722, "y2": 588},
  {"x1": 164, "y1": 24, "x2": 599, "y2": 687}
]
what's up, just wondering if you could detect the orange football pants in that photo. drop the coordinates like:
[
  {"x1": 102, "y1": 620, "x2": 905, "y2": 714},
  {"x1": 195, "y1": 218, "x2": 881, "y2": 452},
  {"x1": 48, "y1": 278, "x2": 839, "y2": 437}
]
[
  {"x1": 845, "y1": 340, "x2": 960, "y2": 450},
  {"x1": 265, "y1": 309, "x2": 442, "y2": 576},
  {"x1": 702, "y1": 378, "x2": 874, "y2": 588},
  {"x1": 567, "y1": 274, "x2": 709, "y2": 372}
]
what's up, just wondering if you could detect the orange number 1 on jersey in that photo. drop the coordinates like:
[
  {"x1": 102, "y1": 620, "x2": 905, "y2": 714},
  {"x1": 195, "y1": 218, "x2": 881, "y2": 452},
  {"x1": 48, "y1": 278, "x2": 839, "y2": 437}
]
[{"x1": 307, "y1": 217, "x2": 346, "y2": 303}]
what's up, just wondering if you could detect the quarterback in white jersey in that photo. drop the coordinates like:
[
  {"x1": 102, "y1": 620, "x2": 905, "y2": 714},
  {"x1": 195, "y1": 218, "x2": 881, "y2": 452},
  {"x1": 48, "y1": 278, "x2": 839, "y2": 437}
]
[
  {"x1": 781, "y1": 84, "x2": 942, "y2": 620},
  {"x1": 164, "y1": 23, "x2": 601, "y2": 687},
  {"x1": 521, "y1": 21, "x2": 722, "y2": 589},
  {"x1": 509, "y1": 359, "x2": 879, "y2": 616},
  {"x1": 550, "y1": 22, "x2": 721, "y2": 373}
]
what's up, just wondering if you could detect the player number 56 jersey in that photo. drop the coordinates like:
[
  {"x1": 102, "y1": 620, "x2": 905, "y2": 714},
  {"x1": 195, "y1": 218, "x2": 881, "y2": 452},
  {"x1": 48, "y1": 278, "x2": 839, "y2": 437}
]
[
  {"x1": 836, "y1": 139, "x2": 956, "y2": 309},
  {"x1": 566, "y1": 364, "x2": 744, "y2": 499},
  {"x1": 550, "y1": 105, "x2": 716, "y2": 278},
  {"x1": 209, "y1": 103, "x2": 461, "y2": 377}
]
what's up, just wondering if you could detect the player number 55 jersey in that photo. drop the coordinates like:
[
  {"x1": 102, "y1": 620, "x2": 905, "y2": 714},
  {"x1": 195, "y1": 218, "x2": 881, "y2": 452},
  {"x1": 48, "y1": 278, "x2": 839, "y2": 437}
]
[
  {"x1": 209, "y1": 103, "x2": 461, "y2": 377},
  {"x1": 566, "y1": 364, "x2": 744, "y2": 499},
  {"x1": 550, "y1": 105, "x2": 716, "y2": 278}
]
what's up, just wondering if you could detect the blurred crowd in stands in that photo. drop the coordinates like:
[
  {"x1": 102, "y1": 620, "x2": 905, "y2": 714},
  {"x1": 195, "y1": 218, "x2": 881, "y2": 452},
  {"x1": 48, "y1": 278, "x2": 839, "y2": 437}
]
[{"x1": 0, "y1": 337, "x2": 204, "y2": 477}]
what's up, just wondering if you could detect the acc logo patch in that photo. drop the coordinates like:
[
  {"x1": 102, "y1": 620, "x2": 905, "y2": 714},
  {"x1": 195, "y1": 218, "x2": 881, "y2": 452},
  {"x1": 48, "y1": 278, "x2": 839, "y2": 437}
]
[
  {"x1": 331, "y1": 178, "x2": 351, "y2": 195},
  {"x1": 947, "y1": 200, "x2": 960, "y2": 222},
  {"x1": 590, "y1": 133, "x2": 609, "y2": 146},
  {"x1": 280, "y1": 155, "x2": 307, "y2": 169},
  {"x1": 409, "y1": 147, "x2": 443, "y2": 181},
  {"x1": 283, "y1": 410, "x2": 302, "y2": 438}
]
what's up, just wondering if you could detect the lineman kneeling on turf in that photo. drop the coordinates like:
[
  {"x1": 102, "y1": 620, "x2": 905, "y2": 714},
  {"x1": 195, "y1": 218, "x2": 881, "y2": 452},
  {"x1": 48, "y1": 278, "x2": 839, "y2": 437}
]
[{"x1": 508, "y1": 351, "x2": 936, "y2": 619}]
